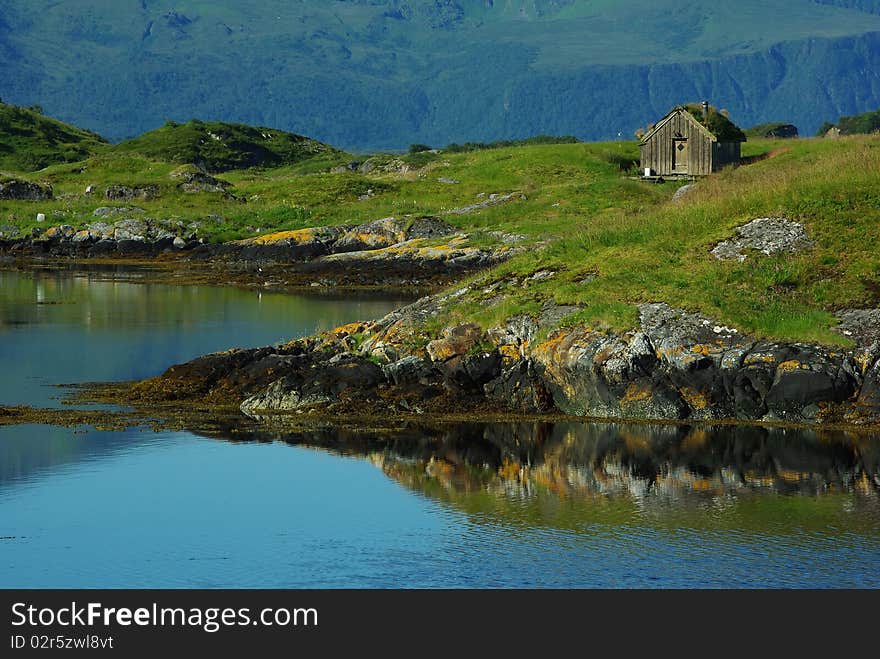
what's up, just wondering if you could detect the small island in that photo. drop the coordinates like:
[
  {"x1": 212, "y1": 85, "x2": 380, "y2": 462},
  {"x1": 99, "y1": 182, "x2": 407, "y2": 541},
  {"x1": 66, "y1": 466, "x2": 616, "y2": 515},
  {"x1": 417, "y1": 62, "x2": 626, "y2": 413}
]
[{"x1": 1, "y1": 101, "x2": 879, "y2": 432}]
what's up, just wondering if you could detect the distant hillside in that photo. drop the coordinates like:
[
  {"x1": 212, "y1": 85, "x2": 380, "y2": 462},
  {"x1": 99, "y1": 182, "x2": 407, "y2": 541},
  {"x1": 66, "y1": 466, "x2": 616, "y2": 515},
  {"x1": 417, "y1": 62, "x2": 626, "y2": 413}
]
[
  {"x1": 3, "y1": 1, "x2": 880, "y2": 149},
  {"x1": 113, "y1": 120, "x2": 342, "y2": 172},
  {"x1": 0, "y1": 102, "x2": 107, "y2": 172},
  {"x1": 819, "y1": 108, "x2": 880, "y2": 135},
  {"x1": 745, "y1": 123, "x2": 800, "y2": 139}
]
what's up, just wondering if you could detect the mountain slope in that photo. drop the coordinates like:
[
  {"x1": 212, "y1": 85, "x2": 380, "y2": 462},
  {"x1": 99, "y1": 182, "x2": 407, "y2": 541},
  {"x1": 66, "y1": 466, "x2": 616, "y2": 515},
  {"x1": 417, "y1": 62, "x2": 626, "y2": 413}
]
[
  {"x1": 2, "y1": 1, "x2": 880, "y2": 149},
  {"x1": 0, "y1": 102, "x2": 108, "y2": 172}
]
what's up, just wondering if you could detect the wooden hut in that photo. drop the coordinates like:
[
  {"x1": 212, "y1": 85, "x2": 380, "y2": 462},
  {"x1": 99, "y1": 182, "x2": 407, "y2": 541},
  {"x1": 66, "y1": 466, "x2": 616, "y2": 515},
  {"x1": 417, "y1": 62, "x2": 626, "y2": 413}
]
[{"x1": 640, "y1": 102, "x2": 746, "y2": 177}]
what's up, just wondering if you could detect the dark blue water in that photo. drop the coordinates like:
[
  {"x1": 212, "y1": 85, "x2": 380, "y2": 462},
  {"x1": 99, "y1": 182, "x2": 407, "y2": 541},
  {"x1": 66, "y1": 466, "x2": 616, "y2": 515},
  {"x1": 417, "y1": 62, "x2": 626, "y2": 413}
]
[{"x1": 1, "y1": 268, "x2": 879, "y2": 588}]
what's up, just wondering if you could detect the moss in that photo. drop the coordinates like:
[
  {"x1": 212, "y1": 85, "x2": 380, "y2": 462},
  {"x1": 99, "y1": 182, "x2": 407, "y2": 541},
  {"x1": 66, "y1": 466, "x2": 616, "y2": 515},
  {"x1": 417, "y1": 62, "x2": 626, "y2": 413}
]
[{"x1": 683, "y1": 103, "x2": 747, "y2": 142}]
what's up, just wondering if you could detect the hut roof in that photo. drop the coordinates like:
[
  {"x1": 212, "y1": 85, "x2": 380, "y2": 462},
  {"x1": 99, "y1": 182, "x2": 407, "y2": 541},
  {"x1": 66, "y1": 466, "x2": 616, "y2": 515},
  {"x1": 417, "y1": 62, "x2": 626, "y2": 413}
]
[{"x1": 640, "y1": 104, "x2": 747, "y2": 144}]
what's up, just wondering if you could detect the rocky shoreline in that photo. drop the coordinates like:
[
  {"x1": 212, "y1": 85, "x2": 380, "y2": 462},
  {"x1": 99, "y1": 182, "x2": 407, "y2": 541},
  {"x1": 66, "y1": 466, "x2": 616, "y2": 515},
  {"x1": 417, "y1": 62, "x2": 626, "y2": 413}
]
[
  {"x1": 76, "y1": 280, "x2": 880, "y2": 431},
  {"x1": 0, "y1": 210, "x2": 526, "y2": 289},
  {"x1": 5, "y1": 204, "x2": 880, "y2": 431}
]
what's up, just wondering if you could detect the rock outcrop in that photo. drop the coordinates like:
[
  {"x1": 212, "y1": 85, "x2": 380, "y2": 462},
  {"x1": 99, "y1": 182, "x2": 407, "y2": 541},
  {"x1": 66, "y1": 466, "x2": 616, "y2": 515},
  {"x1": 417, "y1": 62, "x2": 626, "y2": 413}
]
[
  {"x1": 712, "y1": 217, "x2": 814, "y2": 262},
  {"x1": 123, "y1": 286, "x2": 880, "y2": 429},
  {"x1": 0, "y1": 178, "x2": 53, "y2": 201},
  {"x1": 0, "y1": 213, "x2": 516, "y2": 283},
  {"x1": 105, "y1": 184, "x2": 160, "y2": 201},
  {"x1": 170, "y1": 165, "x2": 235, "y2": 195}
]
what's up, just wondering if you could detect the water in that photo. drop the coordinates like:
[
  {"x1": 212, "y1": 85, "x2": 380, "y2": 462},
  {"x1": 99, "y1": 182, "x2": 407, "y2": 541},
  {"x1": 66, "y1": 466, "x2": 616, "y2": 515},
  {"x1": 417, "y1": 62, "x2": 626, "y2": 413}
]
[{"x1": 1, "y1": 268, "x2": 879, "y2": 588}]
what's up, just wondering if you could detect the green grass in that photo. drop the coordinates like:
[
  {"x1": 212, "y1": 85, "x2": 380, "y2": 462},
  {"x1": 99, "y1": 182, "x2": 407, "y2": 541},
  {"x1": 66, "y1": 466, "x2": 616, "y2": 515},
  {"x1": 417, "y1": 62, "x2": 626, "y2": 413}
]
[
  {"x1": 819, "y1": 108, "x2": 880, "y2": 136},
  {"x1": 0, "y1": 103, "x2": 108, "y2": 172},
  {"x1": 434, "y1": 136, "x2": 880, "y2": 345},
  {"x1": 0, "y1": 138, "x2": 664, "y2": 242},
  {"x1": 112, "y1": 119, "x2": 346, "y2": 173},
  {"x1": 2, "y1": 127, "x2": 879, "y2": 345}
]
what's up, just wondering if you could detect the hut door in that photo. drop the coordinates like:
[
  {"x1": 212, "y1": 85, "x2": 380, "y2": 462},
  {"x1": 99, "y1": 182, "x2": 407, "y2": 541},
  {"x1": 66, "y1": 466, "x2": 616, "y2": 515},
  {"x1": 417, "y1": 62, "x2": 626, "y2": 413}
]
[{"x1": 672, "y1": 138, "x2": 688, "y2": 173}]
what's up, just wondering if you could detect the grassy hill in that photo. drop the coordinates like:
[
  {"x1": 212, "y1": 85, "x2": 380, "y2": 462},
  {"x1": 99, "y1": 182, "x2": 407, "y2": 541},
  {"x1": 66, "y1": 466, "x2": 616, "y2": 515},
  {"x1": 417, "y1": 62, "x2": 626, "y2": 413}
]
[
  {"x1": 113, "y1": 119, "x2": 344, "y2": 173},
  {"x1": 0, "y1": 102, "x2": 108, "y2": 172},
  {"x1": 3, "y1": 1, "x2": 880, "y2": 149},
  {"x1": 819, "y1": 108, "x2": 880, "y2": 135},
  {"x1": 745, "y1": 123, "x2": 800, "y2": 139},
  {"x1": 431, "y1": 136, "x2": 880, "y2": 346},
  {"x1": 2, "y1": 114, "x2": 879, "y2": 345}
]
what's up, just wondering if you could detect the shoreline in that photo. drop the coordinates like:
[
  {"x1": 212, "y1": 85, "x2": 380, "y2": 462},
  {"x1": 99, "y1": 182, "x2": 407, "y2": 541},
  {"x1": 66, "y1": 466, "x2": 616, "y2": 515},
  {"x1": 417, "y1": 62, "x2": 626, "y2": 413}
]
[{"x1": 3, "y1": 260, "x2": 880, "y2": 435}]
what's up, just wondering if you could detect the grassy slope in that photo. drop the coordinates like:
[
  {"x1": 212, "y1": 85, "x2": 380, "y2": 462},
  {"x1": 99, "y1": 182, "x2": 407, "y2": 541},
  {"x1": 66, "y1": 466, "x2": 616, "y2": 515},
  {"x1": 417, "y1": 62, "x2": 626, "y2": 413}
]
[
  {"x1": 822, "y1": 108, "x2": 880, "y2": 135},
  {"x1": 2, "y1": 133, "x2": 878, "y2": 345},
  {"x1": 0, "y1": 140, "x2": 659, "y2": 242},
  {"x1": 113, "y1": 120, "x2": 344, "y2": 173},
  {"x1": 0, "y1": 103, "x2": 108, "y2": 172},
  {"x1": 437, "y1": 137, "x2": 880, "y2": 346}
]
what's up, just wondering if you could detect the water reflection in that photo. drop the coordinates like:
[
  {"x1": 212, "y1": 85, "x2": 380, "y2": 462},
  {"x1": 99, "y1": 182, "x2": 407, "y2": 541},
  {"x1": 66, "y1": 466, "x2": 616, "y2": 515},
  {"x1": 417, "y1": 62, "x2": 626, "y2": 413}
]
[
  {"x1": 191, "y1": 420, "x2": 880, "y2": 534},
  {"x1": 1, "y1": 267, "x2": 879, "y2": 587},
  {"x1": 0, "y1": 268, "x2": 412, "y2": 407}
]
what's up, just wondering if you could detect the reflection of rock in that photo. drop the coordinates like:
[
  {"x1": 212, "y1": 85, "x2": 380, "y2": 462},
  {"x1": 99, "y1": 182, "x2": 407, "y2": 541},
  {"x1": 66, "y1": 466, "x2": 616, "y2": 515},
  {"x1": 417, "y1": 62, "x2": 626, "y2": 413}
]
[{"x1": 211, "y1": 419, "x2": 879, "y2": 508}]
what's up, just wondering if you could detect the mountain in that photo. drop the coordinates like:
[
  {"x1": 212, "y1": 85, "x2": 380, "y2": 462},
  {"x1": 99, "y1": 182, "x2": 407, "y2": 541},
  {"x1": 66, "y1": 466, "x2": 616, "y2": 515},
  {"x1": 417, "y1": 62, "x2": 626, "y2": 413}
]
[
  {"x1": 0, "y1": 102, "x2": 107, "y2": 172},
  {"x1": 2, "y1": 1, "x2": 880, "y2": 150}
]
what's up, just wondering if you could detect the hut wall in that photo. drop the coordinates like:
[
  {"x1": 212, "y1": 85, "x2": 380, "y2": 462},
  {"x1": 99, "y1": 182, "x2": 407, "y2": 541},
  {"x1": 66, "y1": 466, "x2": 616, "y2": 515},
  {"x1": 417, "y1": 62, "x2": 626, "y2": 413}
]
[
  {"x1": 712, "y1": 142, "x2": 742, "y2": 171},
  {"x1": 640, "y1": 110, "x2": 714, "y2": 176}
]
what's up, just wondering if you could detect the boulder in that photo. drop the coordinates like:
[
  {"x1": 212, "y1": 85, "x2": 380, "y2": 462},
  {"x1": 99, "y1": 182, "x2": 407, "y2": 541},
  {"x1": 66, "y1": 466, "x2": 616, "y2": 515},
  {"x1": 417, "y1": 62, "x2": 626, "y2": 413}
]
[
  {"x1": 105, "y1": 185, "x2": 159, "y2": 201},
  {"x1": 0, "y1": 224, "x2": 20, "y2": 239},
  {"x1": 712, "y1": 218, "x2": 813, "y2": 262},
  {"x1": 835, "y1": 309, "x2": 880, "y2": 347},
  {"x1": 240, "y1": 353, "x2": 385, "y2": 414},
  {"x1": 427, "y1": 324, "x2": 484, "y2": 363},
  {"x1": 0, "y1": 179, "x2": 53, "y2": 201},
  {"x1": 93, "y1": 206, "x2": 145, "y2": 218},
  {"x1": 672, "y1": 184, "x2": 696, "y2": 202}
]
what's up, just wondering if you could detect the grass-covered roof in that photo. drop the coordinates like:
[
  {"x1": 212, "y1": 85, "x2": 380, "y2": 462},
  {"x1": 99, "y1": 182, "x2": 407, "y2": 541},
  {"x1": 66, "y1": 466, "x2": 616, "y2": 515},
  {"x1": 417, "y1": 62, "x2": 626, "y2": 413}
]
[{"x1": 683, "y1": 104, "x2": 747, "y2": 142}]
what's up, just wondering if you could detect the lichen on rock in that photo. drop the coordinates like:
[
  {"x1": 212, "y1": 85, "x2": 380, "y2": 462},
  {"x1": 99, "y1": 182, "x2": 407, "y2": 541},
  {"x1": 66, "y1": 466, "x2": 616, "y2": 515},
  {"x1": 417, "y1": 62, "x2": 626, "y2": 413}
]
[{"x1": 711, "y1": 217, "x2": 814, "y2": 262}]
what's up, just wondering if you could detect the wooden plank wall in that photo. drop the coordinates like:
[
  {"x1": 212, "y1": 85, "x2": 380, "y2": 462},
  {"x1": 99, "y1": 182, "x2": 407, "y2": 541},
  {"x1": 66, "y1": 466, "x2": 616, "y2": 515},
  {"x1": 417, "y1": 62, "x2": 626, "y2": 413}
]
[
  {"x1": 712, "y1": 142, "x2": 742, "y2": 171},
  {"x1": 640, "y1": 110, "x2": 713, "y2": 176}
]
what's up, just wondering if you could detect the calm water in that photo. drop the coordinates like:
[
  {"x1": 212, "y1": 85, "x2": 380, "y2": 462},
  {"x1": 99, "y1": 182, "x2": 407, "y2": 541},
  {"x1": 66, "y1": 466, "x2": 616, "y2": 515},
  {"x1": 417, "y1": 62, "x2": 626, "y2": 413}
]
[{"x1": 1, "y1": 268, "x2": 879, "y2": 588}]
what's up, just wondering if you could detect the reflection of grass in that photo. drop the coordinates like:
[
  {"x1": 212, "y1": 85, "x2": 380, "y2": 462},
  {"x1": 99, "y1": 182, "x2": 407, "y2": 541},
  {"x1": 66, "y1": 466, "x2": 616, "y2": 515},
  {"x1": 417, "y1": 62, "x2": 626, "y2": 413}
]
[
  {"x1": 386, "y1": 459, "x2": 880, "y2": 537},
  {"x1": 0, "y1": 270, "x2": 408, "y2": 333}
]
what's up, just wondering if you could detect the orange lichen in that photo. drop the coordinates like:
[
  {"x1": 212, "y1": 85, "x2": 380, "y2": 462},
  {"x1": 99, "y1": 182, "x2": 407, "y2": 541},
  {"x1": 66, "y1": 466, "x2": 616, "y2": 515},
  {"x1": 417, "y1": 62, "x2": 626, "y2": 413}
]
[
  {"x1": 679, "y1": 387, "x2": 712, "y2": 410},
  {"x1": 247, "y1": 227, "x2": 322, "y2": 245},
  {"x1": 498, "y1": 344, "x2": 521, "y2": 363},
  {"x1": 744, "y1": 353, "x2": 778, "y2": 366},
  {"x1": 621, "y1": 383, "x2": 652, "y2": 404},
  {"x1": 331, "y1": 322, "x2": 368, "y2": 338},
  {"x1": 777, "y1": 360, "x2": 805, "y2": 373}
]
